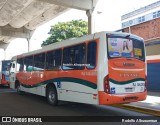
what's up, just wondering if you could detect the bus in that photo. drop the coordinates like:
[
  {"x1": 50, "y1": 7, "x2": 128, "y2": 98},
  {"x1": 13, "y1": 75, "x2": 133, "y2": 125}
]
[
  {"x1": 0, "y1": 60, "x2": 11, "y2": 86},
  {"x1": 9, "y1": 31, "x2": 147, "y2": 105}
]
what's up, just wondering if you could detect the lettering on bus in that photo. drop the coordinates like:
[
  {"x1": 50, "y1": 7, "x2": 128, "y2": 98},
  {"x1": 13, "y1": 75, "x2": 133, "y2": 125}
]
[
  {"x1": 81, "y1": 71, "x2": 97, "y2": 76},
  {"x1": 123, "y1": 62, "x2": 135, "y2": 66},
  {"x1": 120, "y1": 73, "x2": 138, "y2": 78},
  {"x1": 132, "y1": 82, "x2": 145, "y2": 87}
]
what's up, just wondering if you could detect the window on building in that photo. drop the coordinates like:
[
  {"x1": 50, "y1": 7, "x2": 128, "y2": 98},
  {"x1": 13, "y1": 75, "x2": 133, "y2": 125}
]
[
  {"x1": 142, "y1": 16, "x2": 145, "y2": 22},
  {"x1": 46, "y1": 49, "x2": 62, "y2": 70},
  {"x1": 157, "y1": 11, "x2": 160, "y2": 17},
  {"x1": 153, "y1": 12, "x2": 157, "y2": 18},
  {"x1": 63, "y1": 43, "x2": 85, "y2": 70},
  {"x1": 34, "y1": 53, "x2": 45, "y2": 71},
  {"x1": 138, "y1": 17, "x2": 142, "y2": 23},
  {"x1": 86, "y1": 41, "x2": 97, "y2": 69},
  {"x1": 126, "y1": 21, "x2": 129, "y2": 27},
  {"x1": 24, "y1": 56, "x2": 34, "y2": 71},
  {"x1": 122, "y1": 23, "x2": 125, "y2": 28},
  {"x1": 138, "y1": 16, "x2": 145, "y2": 23},
  {"x1": 129, "y1": 20, "x2": 133, "y2": 25},
  {"x1": 122, "y1": 22, "x2": 130, "y2": 28}
]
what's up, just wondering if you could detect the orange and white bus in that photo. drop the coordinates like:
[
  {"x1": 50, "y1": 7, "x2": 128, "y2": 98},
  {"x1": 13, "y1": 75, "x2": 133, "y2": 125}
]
[{"x1": 9, "y1": 31, "x2": 147, "y2": 105}]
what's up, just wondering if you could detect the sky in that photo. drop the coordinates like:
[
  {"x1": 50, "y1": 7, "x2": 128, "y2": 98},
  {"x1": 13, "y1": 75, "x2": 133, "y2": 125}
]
[{"x1": 1, "y1": 0, "x2": 159, "y2": 60}]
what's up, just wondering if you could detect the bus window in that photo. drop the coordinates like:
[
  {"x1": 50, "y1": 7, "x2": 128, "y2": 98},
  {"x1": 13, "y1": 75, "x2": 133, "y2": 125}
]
[
  {"x1": 133, "y1": 41, "x2": 145, "y2": 61},
  {"x1": 17, "y1": 58, "x2": 24, "y2": 71},
  {"x1": 86, "y1": 41, "x2": 97, "y2": 69},
  {"x1": 46, "y1": 49, "x2": 62, "y2": 70},
  {"x1": 34, "y1": 53, "x2": 45, "y2": 71},
  {"x1": 12, "y1": 63, "x2": 15, "y2": 68},
  {"x1": 107, "y1": 35, "x2": 145, "y2": 61},
  {"x1": 9, "y1": 62, "x2": 16, "y2": 74},
  {"x1": 24, "y1": 56, "x2": 34, "y2": 72},
  {"x1": 63, "y1": 43, "x2": 85, "y2": 70}
]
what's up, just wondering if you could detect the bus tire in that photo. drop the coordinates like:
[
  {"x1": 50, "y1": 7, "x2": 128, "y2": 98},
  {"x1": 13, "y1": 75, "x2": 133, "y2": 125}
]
[
  {"x1": 46, "y1": 86, "x2": 58, "y2": 106},
  {"x1": 16, "y1": 83, "x2": 24, "y2": 95}
]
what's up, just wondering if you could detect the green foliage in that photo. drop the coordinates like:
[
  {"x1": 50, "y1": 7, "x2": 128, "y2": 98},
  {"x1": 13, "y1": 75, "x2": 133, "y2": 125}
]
[{"x1": 41, "y1": 19, "x2": 88, "y2": 46}]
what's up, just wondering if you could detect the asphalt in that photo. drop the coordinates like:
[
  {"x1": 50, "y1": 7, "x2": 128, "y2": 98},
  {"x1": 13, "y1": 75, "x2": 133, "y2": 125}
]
[
  {"x1": 0, "y1": 86, "x2": 160, "y2": 125},
  {"x1": 0, "y1": 86, "x2": 148, "y2": 117},
  {"x1": 0, "y1": 85, "x2": 159, "y2": 116}
]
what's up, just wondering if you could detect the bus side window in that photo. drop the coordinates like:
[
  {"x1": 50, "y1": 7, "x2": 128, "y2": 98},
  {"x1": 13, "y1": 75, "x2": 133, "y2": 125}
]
[
  {"x1": 62, "y1": 43, "x2": 85, "y2": 70},
  {"x1": 87, "y1": 41, "x2": 97, "y2": 69},
  {"x1": 34, "y1": 53, "x2": 45, "y2": 71},
  {"x1": 17, "y1": 58, "x2": 24, "y2": 71},
  {"x1": 74, "y1": 44, "x2": 86, "y2": 69},
  {"x1": 46, "y1": 49, "x2": 62, "y2": 70},
  {"x1": 24, "y1": 56, "x2": 34, "y2": 72}
]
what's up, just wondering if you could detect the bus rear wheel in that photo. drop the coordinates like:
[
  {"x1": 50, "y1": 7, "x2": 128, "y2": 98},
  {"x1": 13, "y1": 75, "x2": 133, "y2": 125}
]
[{"x1": 46, "y1": 86, "x2": 58, "y2": 106}]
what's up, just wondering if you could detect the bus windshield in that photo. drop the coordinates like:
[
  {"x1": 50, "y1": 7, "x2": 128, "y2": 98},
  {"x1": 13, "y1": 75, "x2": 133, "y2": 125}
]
[
  {"x1": 107, "y1": 35, "x2": 145, "y2": 61},
  {"x1": 2, "y1": 60, "x2": 10, "y2": 71}
]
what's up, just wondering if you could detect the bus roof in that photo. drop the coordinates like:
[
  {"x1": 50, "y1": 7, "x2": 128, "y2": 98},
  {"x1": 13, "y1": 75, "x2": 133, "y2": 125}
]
[{"x1": 12, "y1": 31, "x2": 143, "y2": 59}]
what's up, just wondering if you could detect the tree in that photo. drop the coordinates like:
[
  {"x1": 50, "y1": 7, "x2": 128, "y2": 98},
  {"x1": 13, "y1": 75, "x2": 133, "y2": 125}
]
[{"x1": 41, "y1": 19, "x2": 88, "y2": 46}]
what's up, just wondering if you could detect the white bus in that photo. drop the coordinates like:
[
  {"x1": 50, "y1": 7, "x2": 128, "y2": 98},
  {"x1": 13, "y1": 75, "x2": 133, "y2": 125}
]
[{"x1": 9, "y1": 31, "x2": 147, "y2": 106}]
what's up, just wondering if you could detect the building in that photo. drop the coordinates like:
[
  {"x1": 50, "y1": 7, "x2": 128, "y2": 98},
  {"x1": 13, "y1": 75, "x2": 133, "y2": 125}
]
[
  {"x1": 121, "y1": 1, "x2": 160, "y2": 91},
  {"x1": 121, "y1": 0, "x2": 160, "y2": 56}
]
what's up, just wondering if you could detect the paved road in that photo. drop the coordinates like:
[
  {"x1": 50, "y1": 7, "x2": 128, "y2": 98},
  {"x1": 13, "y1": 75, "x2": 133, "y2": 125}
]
[
  {"x1": 0, "y1": 87, "x2": 159, "y2": 125},
  {"x1": 0, "y1": 87, "x2": 147, "y2": 116}
]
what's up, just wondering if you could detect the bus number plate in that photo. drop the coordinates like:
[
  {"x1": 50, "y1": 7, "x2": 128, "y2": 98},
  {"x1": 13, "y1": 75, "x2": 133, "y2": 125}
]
[{"x1": 125, "y1": 88, "x2": 134, "y2": 92}]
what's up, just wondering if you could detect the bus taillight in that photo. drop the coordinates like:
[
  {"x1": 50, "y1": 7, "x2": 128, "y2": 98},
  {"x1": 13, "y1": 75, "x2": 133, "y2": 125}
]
[
  {"x1": 2, "y1": 74, "x2": 5, "y2": 80},
  {"x1": 104, "y1": 75, "x2": 110, "y2": 93}
]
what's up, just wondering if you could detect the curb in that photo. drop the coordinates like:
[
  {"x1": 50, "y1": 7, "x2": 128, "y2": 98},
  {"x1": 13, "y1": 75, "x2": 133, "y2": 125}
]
[{"x1": 112, "y1": 104, "x2": 160, "y2": 116}]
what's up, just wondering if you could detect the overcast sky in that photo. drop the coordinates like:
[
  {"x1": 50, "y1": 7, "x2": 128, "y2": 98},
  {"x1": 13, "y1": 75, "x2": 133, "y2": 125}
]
[{"x1": 2, "y1": 0, "x2": 159, "y2": 60}]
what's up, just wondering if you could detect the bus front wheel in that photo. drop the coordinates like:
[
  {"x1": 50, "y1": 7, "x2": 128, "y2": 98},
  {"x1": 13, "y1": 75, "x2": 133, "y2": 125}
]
[
  {"x1": 16, "y1": 84, "x2": 23, "y2": 95},
  {"x1": 46, "y1": 86, "x2": 58, "y2": 106}
]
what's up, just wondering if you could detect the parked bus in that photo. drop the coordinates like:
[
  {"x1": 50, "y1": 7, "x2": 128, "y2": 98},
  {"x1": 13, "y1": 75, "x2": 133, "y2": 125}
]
[
  {"x1": 9, "y1": 31, "x2": 147, "y2": 105},
  {"x1": 0, "y1": 60, "x2": 11, "y2": 86}
]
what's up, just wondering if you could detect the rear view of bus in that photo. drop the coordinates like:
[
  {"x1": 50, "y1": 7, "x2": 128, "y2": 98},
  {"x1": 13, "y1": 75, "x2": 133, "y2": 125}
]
[
  {"x1": 99, "y1": 33, "x2": 147, "y2": 104},
  {"x1": 0, "y1": 60, "x2": 11, "y2": 86}
]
